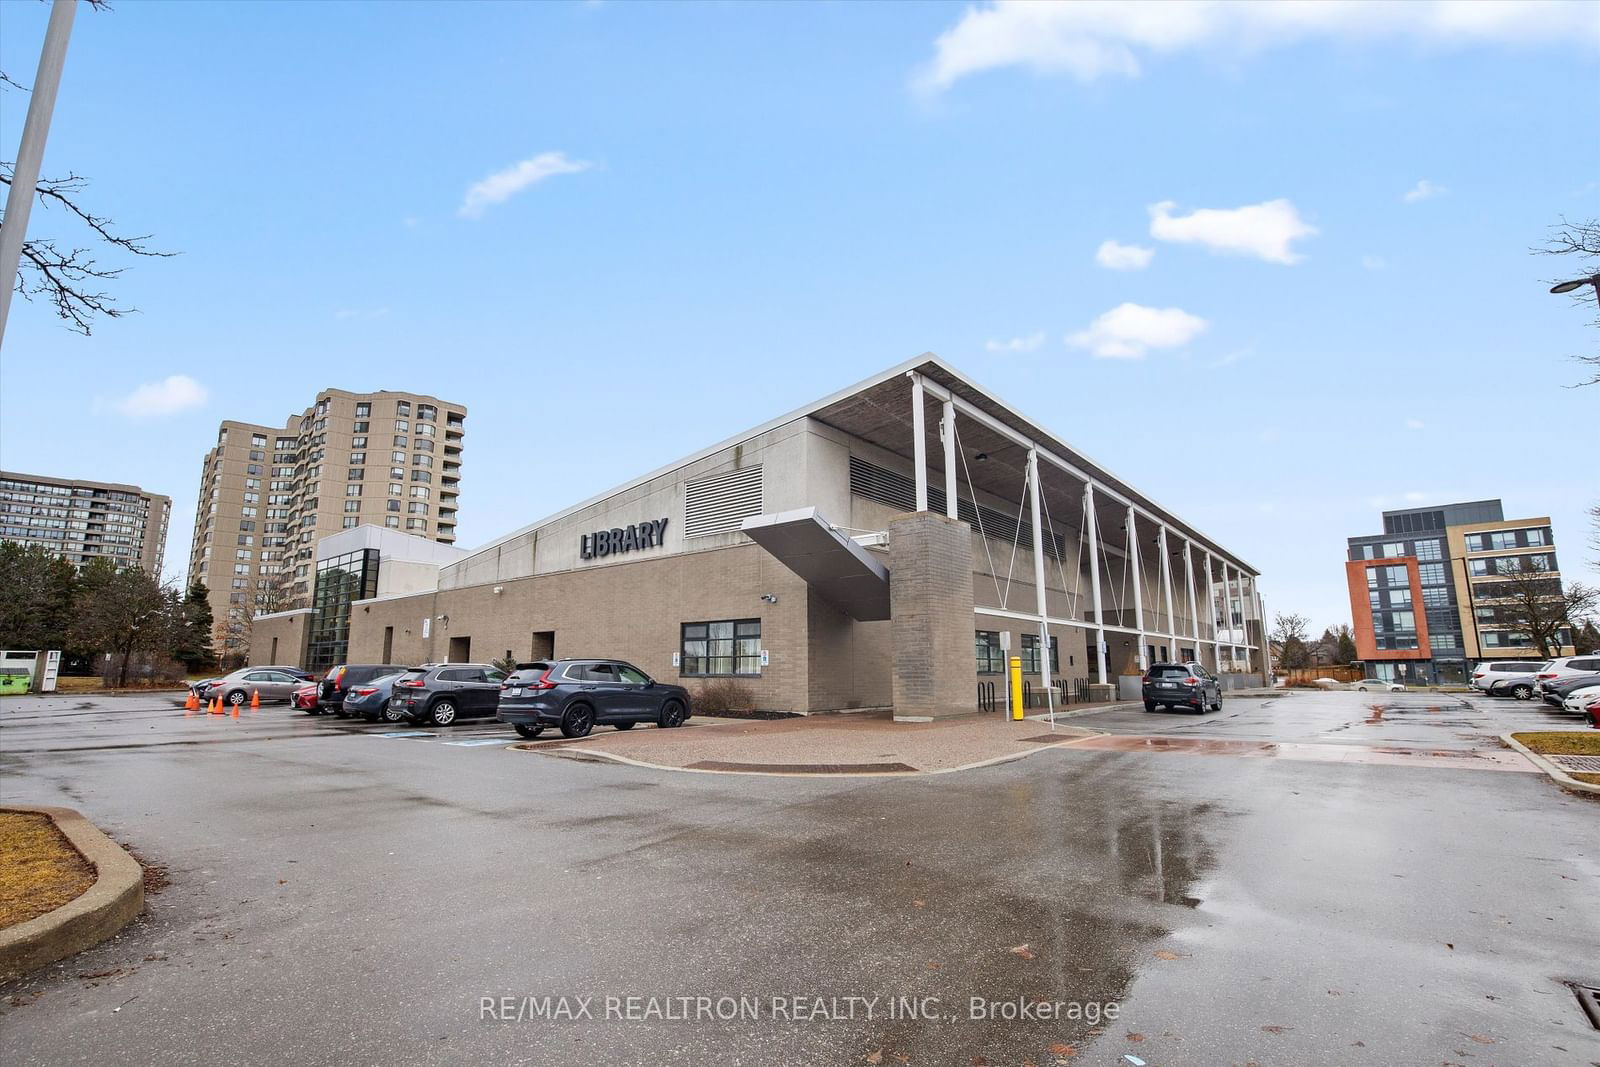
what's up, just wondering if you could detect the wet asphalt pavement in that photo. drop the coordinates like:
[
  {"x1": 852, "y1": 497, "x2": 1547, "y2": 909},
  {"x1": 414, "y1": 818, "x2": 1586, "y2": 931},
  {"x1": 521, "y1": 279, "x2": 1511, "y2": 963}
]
[{"x1": 1, "y1": 690, "x2": 1597, "y2": 1066}]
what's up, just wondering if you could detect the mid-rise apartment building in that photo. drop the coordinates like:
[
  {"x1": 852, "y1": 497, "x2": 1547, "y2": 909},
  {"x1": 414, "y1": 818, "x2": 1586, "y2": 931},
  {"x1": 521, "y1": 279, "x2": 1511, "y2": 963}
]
[
  {"x1": 1344, "y1": 499, "x2": 1572, "y2": 685},
  {"x1": 187, "y1": 389, "x2": 465, "y2": 660},
  {"x1": 0, "y1": 470, "x2": 170, "y2": 574}
]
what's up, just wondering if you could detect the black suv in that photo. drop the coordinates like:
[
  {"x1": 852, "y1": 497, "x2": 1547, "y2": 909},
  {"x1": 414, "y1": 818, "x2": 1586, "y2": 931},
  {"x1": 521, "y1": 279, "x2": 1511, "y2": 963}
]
[
  {"x1": 1142, "y1": 662, "x2": 1223, "y2": 714},
  {"x1": 496, "y1": 659, "x2": 692, "y2": 739},
  {"x1": 388, "y1": 663, "x2": 507, "y2": 726},
  {"x1": 318, "y1": 663, "x2": 410, "y2": 715}
]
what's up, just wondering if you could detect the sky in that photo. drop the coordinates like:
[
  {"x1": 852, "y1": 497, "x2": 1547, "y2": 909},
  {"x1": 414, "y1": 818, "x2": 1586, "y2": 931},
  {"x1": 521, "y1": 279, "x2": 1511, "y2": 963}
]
[{"x1": 1, "y1": 0, "x2": 1597, "y2": 635}]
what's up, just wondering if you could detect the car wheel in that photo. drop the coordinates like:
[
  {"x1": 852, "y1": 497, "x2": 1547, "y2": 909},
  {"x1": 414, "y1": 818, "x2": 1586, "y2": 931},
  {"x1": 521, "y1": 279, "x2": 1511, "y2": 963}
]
[
  {"x1": 301, "y1": 705, "x2": 318, "y2": 715},
  {"x1": 1356, "y1": 685, "x2": 1368, "y2": 691},
  {"x1": 513, "y1": 723, "x2": 544, "y2": 739},
  {"x1": 659, "y1": 700, "x2": 687, "y2": 729},
  {"x1": 383, "y1": 705, "x2": 405, "y2": 723},
  {"x1": 613, "y1": 721, "x2": 636, "y2": 731},
  {"x1": 1211, "y1": 699, "x2": 1223, "y2": 711},
  {"x1": 1193, "y1": 701, "x2": 1206, "y2": 714},
  {"x1": 560, "y1": 703, "x2": 595, "y2": 739},
  {"x1": 429, "y1": 700, "x2": 458, "y2": 726},
  {"x1": 1143, "y1": 700, "x2": 1157, "y2": 712},
  {"x1": 226, "y1": 689, "x2": 247, "y2": 707},
  {"x1": 1511, "y1": 684, "x2": 1534, "y2": 701}
]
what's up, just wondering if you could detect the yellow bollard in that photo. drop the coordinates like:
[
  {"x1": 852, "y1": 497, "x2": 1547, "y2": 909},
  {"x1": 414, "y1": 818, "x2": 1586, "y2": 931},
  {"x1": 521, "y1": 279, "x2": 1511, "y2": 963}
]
[{"x1": 1009, "y1": 656, "x2": 1024, "y2": 720}]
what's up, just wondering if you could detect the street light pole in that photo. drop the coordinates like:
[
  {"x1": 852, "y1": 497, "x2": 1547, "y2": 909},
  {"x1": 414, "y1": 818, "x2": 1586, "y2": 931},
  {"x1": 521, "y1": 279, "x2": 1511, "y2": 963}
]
[
  {"x1": 1548, "y1": 274, "x2": 1600, "y2": 308},
  {"x1": 0, "y1": 0, "x2": 78, "y2": 352}
]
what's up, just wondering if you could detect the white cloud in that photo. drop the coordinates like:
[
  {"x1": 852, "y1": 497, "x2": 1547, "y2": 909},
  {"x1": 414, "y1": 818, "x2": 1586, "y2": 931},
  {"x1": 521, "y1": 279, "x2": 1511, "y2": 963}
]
[
  {"x1": 1405, "y1": 418, "x2": 1425, "y2": 430},
  {"x1": 335, "y1": 307, "x2": 391, "y2": 321},
  {"x1": 1402, "y1": 179, "x2": 1446, "y2": 203},
  {"x1": 1361, "y1": 254, "x2": 1389, "y2": 271},
  {"x1": 1094, "y1": 239, "x2": 1154, "y2": 271},
  {"x1": 1149, "y1": 199, "x2": 1317, "y2": 264},
  {"x1": 985, "y1": 331, "x2": 1045, "y2": 353},
  {"x1": 458, "y1": 151, "x2": 592, "y2": 219},
  {"x1": 113, "y1": 375, "x2": 208, "y2": 418},
  {"x1": 1067, "y1": 302, "x2": 1208, "y2": 359},
  {"x1": 1210, "y1": 347, "x2": 1250, "y2": 368},
  {"x1": 916, "y1": 1, "x2": 1598, "y2": 91}
]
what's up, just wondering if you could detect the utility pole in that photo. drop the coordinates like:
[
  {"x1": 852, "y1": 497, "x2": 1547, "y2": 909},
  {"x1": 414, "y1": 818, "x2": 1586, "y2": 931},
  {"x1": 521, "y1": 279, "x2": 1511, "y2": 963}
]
[{"x1": 0, "y1": 0, "x2": 78, "y2": 351}]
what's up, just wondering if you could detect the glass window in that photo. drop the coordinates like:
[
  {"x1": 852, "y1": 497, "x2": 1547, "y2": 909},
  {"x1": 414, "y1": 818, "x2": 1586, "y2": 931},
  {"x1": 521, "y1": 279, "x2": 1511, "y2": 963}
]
[
  {"x1": 1413, "y1": 539, "x2": 1441, "y2": 561},
  {"x1": 355, "y1": 403, "x2": 371, "y2": 417},
  {"x1": 680, "y1": 619, "x2": 761, "y2": 676},
  {"x1": 1417, "y1": 562, "x2": 1445, "y2": 585},
  {"x1": 396, "y1": 402, "x2": 411, "y2": 418},
  {"x1": 353, "y1": 421, "x2": 369, "y2": 433},
  {"x1": 1021, "y1": 633, "x2": 1059, "y2": 675},
  {"x1": 384, "y1": 516, "x2": 399, "y2": 528},
  {"x1": 975, "y1": 631, "x2": 1003, "y2": 674},
  {"x1": 1388, "y1": 588, "x2": 1412, "y2": 606},
  {"x1": 345, "y1": 485, "x2": 362, "y2": 497},
  {"x1": 617, "y1": 665, "x2": 650, "y2": 685},
  {"x1": 1465, "y1": 534, "x2": 1484, "y2": 552},
  {"x1": 1382, "y1": 542, "x2": 1404, "y2": 557}
]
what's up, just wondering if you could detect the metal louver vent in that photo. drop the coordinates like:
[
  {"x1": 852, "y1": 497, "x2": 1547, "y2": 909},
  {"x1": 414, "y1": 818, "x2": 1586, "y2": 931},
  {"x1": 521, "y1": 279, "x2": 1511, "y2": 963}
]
[
  {"x1": 684, "y1": 466, "x2": 764, "y2": 538},
  {"x1": 848, "y1": 456, "x2": 1063, "y2": 559}
]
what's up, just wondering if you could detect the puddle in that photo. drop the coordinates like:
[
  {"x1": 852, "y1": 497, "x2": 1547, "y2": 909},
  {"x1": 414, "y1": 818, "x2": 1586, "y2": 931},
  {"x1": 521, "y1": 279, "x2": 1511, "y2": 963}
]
[{"x1": 567, "y1": 775, "x2": 1222, "y2": 1062}]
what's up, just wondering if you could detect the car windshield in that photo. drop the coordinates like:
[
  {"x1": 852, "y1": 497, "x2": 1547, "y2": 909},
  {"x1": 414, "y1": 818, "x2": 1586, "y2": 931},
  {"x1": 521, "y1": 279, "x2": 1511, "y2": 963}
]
[{"x1": 1149, "y1": 666, "x2": 1190, "y2": 678}]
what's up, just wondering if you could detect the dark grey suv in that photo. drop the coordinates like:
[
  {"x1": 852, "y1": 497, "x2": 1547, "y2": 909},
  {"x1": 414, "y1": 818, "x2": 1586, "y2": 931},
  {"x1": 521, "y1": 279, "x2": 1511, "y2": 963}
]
[
  {"x1": 1142, "y1": 662, "x2": 1223, "y2": 714},
  {"x1": 496, "y1": 659, "x2": 692, "y2": 739},
  {"x1": 388, "y1": 663, "x2": 507, "y2": 726}
]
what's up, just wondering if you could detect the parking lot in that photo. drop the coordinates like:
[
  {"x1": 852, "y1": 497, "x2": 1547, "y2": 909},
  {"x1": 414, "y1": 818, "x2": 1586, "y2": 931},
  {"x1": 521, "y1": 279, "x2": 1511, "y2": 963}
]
[{"x1": 2, "y1": 688, "x2": 1597, "y2": 1066}]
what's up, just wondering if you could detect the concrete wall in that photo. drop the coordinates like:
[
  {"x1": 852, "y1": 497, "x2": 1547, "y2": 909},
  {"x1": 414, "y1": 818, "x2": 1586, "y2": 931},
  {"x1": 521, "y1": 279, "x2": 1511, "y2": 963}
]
[
  {"x1": 350, "y1": 543, "x2": 820, "y2": 712},
  {"x1": 248, "y1": 609, "x2": 312, "y2": 667}
]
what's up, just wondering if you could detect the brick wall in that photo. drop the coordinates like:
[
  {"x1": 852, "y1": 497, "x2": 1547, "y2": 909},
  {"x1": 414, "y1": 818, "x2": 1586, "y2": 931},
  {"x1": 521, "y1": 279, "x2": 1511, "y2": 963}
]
[{"x1": 889, "y1": 512, "x2": 976, "y2": 720}]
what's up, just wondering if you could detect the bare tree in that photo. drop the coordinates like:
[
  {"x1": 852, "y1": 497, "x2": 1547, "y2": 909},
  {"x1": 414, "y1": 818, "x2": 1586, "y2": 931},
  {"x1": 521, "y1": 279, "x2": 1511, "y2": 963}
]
[
  {"x1": 1270, "y1": 612, "x2": 1312, "y2": 669},
  {"x1": 1535, "y1": 217, "x2": 1600, "y2": 387},
  {"x1": 1, "y1": 4, "x2": 173, "y2": 335},
  {"x1": 1476, "y1": 561, "x2": 1597, "y2": 660}
]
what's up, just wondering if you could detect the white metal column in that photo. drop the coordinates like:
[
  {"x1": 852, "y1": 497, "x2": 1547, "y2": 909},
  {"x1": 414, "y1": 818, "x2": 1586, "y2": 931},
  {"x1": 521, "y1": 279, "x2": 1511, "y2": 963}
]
[
  {"x1": 909, "y1": 374, "x2": 928, "y2": 512},
  {"x1": 1204, "y1": 550, "x2": 1221, "y2": 670},
  {"x1": 1026, "y1": 449, "x2": 1054, "y2": 715},
  {"x1": 1085, "y1": 483, "x2": 1107, "y2": 683},
  {"x1": 1183, "y1": 539, "x2": 1200, "y2": 658},
  {"x1": 941, "y1": 400, "x2": 957, "y2": 520},
  {"x1": 1128, "y1": 506, "x2": 1146, "y2": 672},
  {"x1": 1157, "y1": 525, "x2": 1175, "y2": 660},
  {"x1": 1228, "y1": 564, "x2": 1242, "y2": 669}
]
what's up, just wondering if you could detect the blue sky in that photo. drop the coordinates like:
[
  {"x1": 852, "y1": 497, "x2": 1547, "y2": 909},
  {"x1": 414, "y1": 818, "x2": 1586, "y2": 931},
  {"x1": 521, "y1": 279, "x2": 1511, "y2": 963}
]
[{"x1": 2, "y1": 0, "x2": 1596, "y2": 632}]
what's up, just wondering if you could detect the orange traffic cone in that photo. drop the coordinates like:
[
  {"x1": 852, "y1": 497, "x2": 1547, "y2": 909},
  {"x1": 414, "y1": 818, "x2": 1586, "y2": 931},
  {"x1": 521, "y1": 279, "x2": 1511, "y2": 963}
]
[
  {"x1": 211, "y1": 695, "x2": 222, "y2": 715},
  {"x1": 185, "y1": 690, "x2": 198, "y2": 712},
  {"x1": 250, "y1": 689, "x2": 260, "y2": 712},
  {"x1": 232, "y1": 702, "x2": 240, "y2": 719}
]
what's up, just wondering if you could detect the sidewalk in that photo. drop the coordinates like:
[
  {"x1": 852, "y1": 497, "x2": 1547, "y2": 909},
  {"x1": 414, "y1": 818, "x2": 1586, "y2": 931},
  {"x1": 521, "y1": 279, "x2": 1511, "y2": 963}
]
[{"x1": 522, "y1": 709, "x2": 1103, "y2": 775}]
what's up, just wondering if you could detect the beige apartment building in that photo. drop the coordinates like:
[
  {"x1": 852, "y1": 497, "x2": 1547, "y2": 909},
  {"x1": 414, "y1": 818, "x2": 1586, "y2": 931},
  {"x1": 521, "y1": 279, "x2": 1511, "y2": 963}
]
[
  {"x1": 188, "y1": 388, "x2": 465, "y2": 661},
  {"x1": 0, "y1": 470, "x2": 171, "y2": 574}
]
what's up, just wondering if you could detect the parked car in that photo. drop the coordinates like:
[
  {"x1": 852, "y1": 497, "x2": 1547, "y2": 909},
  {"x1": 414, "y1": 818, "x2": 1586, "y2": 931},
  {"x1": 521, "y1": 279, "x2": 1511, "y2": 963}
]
[
  {"x1": 1353, "y1": 679, "x2": 1406, "y2": 692},
  {"x1": 1542, "y1": 672, "x2": 1600, "y2": 708},
  {"x1": 1471, "y1": 661, "x2": 1549, "y2": 699},
  {"x1": 201, "y1": 667, "x2": 304, "y2": 707},
  {"x1": 291, "y1": 682, "x2": 319, "y2": 712},
  {"x1": 1142, "y1": 662, "x2": 1222, "y2": 714},
  {"x1": 1470, "y1": 660, "x2": 1546, "y2": 694},
  {"x1": 342, "y1": 672, "x2": 409, "y2": 723},
  {"x1": 497, "y1": 659, "x2": 694, "y2": 738},
  {"x1": 1535, "y1": 655, "x2": 1600, "y2": 702},
  {"x1": 388, "y1": 663, "x2": 508, "y2": 726},
  {"x1": 318, "y1": 663, "x2": 411, "y2": 715},
  {"x1": 1560, "y1": 683, "x2": 1600, "y2": 716}
]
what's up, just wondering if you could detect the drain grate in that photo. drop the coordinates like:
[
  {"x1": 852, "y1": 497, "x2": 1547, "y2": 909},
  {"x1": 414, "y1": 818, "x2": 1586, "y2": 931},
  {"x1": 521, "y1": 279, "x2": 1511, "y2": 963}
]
[
  {"x1": 1571, "y1": 983, "x2": 1600, "y2": 1031},
  {"x1": 1551, "y1": 755, "x2": 1600, "y2": 773}
]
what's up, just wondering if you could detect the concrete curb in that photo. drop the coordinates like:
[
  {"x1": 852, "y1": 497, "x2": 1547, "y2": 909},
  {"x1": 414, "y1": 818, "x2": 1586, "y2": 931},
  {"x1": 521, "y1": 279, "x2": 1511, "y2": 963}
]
[
  {"x1": 0, "y1": 805, "x2": 145, "y2": 982},
  {"x1": 521, "y1": 728, "x2": 1102, "y2": 779},
  {"x1": 1500, "y1": 734, "x2": 1600, "y2": 797}
]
